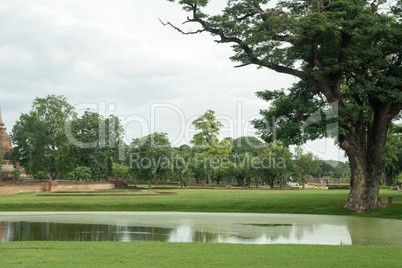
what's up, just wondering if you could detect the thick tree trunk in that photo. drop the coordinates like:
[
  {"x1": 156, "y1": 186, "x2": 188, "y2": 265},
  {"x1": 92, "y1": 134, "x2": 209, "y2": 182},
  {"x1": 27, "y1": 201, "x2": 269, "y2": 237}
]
[
  {"x1": 342, "y1": 105, "x2": 392, "y2": 212},
  {"x1": 344, "y1": 151, "x2": 382, "y2": 212},
  {"x1": 383, "y1": 173, "x2": 391, "y2": 187}
]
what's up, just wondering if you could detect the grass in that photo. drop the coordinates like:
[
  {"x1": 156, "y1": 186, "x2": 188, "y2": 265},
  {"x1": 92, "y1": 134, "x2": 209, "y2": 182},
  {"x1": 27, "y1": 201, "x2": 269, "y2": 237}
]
[
  {"x1": 0, "y1": 242, "x2": 401, "y2": 267},
  {"x1": 0, "y1": 188, "x2": 401, "y2": 219}
]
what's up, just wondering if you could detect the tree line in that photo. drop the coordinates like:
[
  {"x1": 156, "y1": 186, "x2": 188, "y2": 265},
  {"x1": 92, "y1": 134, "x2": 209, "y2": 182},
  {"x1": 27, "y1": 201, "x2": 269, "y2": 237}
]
[
  {"x1": 7, "y1": 95, "x2": 401, "y2": 191},
  {"x1": 5, "y1": 95, "x2": 350, "y2": 186}
]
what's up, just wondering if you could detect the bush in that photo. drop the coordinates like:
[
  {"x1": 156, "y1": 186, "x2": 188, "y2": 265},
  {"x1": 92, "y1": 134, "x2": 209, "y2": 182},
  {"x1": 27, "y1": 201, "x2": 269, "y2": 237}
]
[
  {"x1": 11, "y1": 169, "x2": 21, "y2": 180},
  {"x1": 327, "y1": 185, "x2": 351, "y2": 190},
  {"x1": 380, "y1": 186, "x2": 393, "y2": 190},
  {"x1": 35, "y1": 171, "x2": 49, "y2": 180},
  {"x1": 68, "y1": 166, "x2": 92, "y2": 181}
]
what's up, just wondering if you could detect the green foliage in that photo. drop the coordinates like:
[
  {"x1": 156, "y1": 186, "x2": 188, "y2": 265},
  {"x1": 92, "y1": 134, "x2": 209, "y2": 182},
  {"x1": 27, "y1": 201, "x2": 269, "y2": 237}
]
[
  {"x1": 294, "y1": 146, "x2": 320, "y2": 188},
  {"x1": 35, "y1": 170, "x2": 49, "y2": 180},
  {"x1": 10, "y1": 168, "x2": 21, "y2": 180},
  {"x1": 190, "y1": 110, "x2": 232, "y2": 182},
  {"x1": 395, "y1": 172, "x2": 402, "y2": 185},
  {"x1": 68, "y1": 166, "x2": 92, "y2": 181},
  {"x1": 383, "y1": 121, "x2": 402, "y2": 185},
  {"x1": 10, "y1": 95, "x2": 125, "y2": 181},
  {"x1": 380, "y1": 186, "x2": 392, "y2": 190},
  {"x1": 327, "y1": 185, "x2": 351, "y2": 190},
  {"x1": 312, "y1": 160, "x2": 351, "y2": 178},
  {"x1": 192, "y1": 110, "x2": 223, "y2": 144},
  {"x1": 67, "y1": 111, "x2": 125, "y2": 179},
  {"x1": 129, "y1": 132, "x2": 173, "y2": 187},
  {"x1": 112, "y1": 162, "x2": 130, "y2": 180}
]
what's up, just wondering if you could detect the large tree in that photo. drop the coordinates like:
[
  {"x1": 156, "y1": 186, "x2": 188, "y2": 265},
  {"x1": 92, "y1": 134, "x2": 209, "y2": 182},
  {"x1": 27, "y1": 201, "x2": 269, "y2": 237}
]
[
  {"x1": 10, "y1": 95, "x2": 74, "y2": 178},
  {"x1": 164, "y1": 0, "x2": 402, "y2": 212},
  {"x1": 68, "y1": 111, "x2": 124, "y2": 180}
]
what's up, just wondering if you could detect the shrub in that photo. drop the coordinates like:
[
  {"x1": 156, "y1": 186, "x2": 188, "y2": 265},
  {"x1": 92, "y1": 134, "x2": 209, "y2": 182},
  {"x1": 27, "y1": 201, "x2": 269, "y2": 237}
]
[
  {"x1": 36, "y1": 171, "x2": 49, "y2": 180},
  {"x1": 327, "y1": 185, "x2": 351, "y2": 190},
  {"x1": 68, "y1": 166, "x2": 92, "y2": 181},
  {"x1": 11, "y1": 169, "x2": 21, "y2": 180}
]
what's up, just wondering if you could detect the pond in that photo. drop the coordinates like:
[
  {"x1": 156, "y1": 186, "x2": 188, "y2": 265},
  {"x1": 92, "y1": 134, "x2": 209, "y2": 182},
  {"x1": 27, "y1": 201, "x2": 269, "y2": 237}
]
[{"x1": 0, "y1": 212, "x2": 401, "y2": 246}]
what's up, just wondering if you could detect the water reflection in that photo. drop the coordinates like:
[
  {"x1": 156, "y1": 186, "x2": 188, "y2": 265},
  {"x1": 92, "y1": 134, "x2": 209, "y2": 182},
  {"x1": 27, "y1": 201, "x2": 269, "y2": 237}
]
[{"x1": 0, "y1": 212, "x2": 400, "y2": 246}]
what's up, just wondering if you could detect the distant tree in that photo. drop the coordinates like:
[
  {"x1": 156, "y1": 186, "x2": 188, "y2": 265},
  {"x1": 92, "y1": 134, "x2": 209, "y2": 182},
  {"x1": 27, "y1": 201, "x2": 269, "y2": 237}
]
[
  {"x1": 129, "y1": 133, "x2": 172, "y2": 189},
  {"x1": 173, "y1": 150, "x2": 193, "y2": 188},
  {"x1": 383, "y1": 121, "x2": 402, "y2": 186},
  {"x1": 256, "y1": 144, "x2": 293, "y2": 189},
  {"x1": 191, "y1": 110, "x2": 232, "y2": 184},
  {"x1": 294, "y1": 147, "x2": 320, "y2": 189},
  {"x1": 68, "y1": 111, "x2": 124, "y2": 180},
  {"x1": 229, "y1": 136, "x2": 267, "y2": 157}
]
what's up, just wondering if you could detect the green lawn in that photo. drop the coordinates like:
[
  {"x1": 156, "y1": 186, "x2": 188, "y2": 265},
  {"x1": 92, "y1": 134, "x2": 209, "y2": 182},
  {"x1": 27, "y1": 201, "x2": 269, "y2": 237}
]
[
  {"x1": 0, "y1": 188, "x2": 401, "y2": 219},
  {"x1": 0, "y1": 242, "x2": 400, "y2": 267}
]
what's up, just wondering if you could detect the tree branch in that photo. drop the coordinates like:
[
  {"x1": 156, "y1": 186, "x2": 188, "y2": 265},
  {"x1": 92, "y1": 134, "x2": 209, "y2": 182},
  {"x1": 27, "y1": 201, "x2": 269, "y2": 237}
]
[
  {"x1": 159, "y1": 19, "x2": 205, "y2": 35},
  {"x1": 161, "y1": 6, "x2": 303, "y2": 78}
]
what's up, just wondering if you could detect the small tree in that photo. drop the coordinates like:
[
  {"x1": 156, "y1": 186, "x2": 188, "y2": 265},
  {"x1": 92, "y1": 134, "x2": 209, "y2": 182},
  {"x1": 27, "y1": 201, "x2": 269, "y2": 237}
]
[
  {"x1": 294, "y1": 147, "x2": 320, "y2": 189},
  {"x1": 113, "y1": 162, "x2": 130, "y2": 181}
]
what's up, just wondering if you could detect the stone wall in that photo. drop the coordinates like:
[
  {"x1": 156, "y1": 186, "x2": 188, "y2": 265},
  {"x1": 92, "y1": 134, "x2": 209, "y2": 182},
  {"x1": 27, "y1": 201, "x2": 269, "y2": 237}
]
[{"x1": 0, "y1": 181, "x2": 115, "y2": 195}]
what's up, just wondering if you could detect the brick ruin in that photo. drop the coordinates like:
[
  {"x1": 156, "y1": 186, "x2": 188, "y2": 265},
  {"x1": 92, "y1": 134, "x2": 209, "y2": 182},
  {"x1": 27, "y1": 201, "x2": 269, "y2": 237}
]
[{"x1": 0, "y1": 106, "x2": 29, "y2": 180}]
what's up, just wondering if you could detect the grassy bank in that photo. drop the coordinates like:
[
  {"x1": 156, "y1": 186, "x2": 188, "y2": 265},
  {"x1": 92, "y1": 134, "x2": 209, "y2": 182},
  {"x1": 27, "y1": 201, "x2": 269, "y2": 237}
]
[
  {"x1": 0, "y1": 189, "x2": 401, "y2": 219},
  {"x1": 0, "y1": 242, "x2": 400, "y2": 267}
]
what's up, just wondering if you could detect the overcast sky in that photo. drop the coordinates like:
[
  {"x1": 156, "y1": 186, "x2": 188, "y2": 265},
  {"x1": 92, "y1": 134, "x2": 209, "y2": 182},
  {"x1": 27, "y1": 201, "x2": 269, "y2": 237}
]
[{"x1": 0, "y1": 0, "x2": 346, "y2": 161}]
